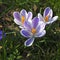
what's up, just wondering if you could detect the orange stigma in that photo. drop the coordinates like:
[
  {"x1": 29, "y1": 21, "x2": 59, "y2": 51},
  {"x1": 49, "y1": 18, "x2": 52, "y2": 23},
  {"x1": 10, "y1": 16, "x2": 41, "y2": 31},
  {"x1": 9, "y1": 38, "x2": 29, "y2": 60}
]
[
  {"x1": 45, "y1": 16, "x2": 48, "y2": 22},
  {"x1": 21, "y1": 16, "x2": 25, "y2": 24},
  {"x1": 31, "y1": 28, "x2": 36, "y2": 34}
]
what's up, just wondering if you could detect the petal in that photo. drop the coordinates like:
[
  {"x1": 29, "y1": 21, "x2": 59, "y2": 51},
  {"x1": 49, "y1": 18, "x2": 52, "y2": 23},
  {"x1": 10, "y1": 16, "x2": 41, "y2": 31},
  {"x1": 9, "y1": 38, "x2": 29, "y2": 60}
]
[
  {"x1": 32, "y1": 17, "x2": 39, "y2": 28},
  {"x1": 20, "y1": 29, "x2": 31, "y2": 38},
  {"x1": 45, "y1": 21, "x2": 51, "y2": 24},
  {"x1": 0, "y1": 35, "x2": 2, "y2": 40},
  {"x1": 24, "y1": 21, "x2": 32, "y2": 31},
  {"x1": 13, "y1": 12, "x2": 20, "y2": 20},
  {"x1": 24, "y1": 38, "x2": 34, "y2": 47},
  {"x1": 14, "y1": 19, "x2": 21, "y2": 25},
  {"x1": 27, "y1": 12, "x2": 33, "y2": 23},
  {"x1": 36, "y1": 21, "x2": 46, "y2": 33},
  {"x1": 49, "y1": 9, "x2": 53, "y2": 19},
  {"x1": 43, "y1": 7, "x2": 50, "y2": 17},
  {"x1": 44, "y1": 9, "x2": 53, "y2": 20},
  {"x1": 50, "y1": 16, "x2": 58, "y2": 23},
  {"x1": 46, "y1": 16, "x2": 58, "y2": 24},
  {"x1": 19, "y1": 26, "x2": 24, "y2": 29},
  {"x1": 0, "y1": 30, "x2": 2, "y2": 34},
  {"x1": 38, "y1": 13, "x2": 44, "y2": 21},
  {"x1": 27, "y1": 12, "x2": 33, "y2": 19},
  {"x1": 35, "y1": 30, "x2": 46, "y2": 37},
  {"x1": 20, "y1": 9, "x2": 27, "y2": 19}
]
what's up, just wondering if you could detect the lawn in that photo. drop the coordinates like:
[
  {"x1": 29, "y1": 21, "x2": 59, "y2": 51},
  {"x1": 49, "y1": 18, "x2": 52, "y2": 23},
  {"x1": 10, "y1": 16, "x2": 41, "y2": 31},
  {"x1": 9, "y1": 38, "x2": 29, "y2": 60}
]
[{"x1": 0, "y1": 0, "x2": 60, "y2": 60}]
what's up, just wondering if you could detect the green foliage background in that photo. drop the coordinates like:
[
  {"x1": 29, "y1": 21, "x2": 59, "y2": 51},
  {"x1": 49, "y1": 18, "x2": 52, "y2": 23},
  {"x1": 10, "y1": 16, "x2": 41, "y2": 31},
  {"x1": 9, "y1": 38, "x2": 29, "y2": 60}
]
[{"x1": 0, "y1": 0, "x2": 60, "y2": 60}]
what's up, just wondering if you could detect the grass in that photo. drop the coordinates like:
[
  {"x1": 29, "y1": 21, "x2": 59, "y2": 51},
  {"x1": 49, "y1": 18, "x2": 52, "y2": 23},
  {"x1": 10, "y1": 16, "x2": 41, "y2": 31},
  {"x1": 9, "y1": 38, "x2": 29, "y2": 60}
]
[{"x1": 0, "y1": 0, "x2": 60, "y2": 60}]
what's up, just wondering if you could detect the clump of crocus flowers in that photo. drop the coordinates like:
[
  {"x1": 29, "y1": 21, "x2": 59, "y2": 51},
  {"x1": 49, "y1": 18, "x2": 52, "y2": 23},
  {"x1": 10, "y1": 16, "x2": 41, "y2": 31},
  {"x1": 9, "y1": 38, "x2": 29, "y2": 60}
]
[{"x1": 13, "y1": 7, "x2": 58, "y2": 47}]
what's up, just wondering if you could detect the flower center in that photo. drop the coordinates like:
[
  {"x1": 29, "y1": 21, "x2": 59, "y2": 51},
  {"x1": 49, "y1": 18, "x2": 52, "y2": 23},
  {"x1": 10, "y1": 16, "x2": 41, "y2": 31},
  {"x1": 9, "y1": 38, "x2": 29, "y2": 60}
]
[
  {"x1": 31, "y1": 28, "x2": 36, "y2": 34},
  {"x1": 21, "y1": 16, "x2": 25, "y2": 24},
  {"x1": 44, "y1": 16, "x2": 48, "y2": 22}
]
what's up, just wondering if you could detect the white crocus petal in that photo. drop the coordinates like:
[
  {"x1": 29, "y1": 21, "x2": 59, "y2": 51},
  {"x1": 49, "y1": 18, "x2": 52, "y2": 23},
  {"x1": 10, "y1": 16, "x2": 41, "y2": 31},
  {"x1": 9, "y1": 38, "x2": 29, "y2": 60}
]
[
  {"x1": 14, "y1": 19, "x2": 21, "y2": 25},
  {"x1": 28, "y1": 19, "x2": 32, "y2": 24},
  {"x1": 50, "y1": 16, "x2": 58, "y2": 23},
  {"x1": 27, "y1": 12, "x2": 33, "y2": 23},
  {"x1": 38, "y1": 13, "x2": 44, "y2": 21},
  {"x1": 45, "y1": 21, "x2": 51, "y2": 24},
  {"x1": 45, "y1": 16, "x2": 58, "y2": 24},
  {"x1": 19, "y1": 26, "x2": 24, "y2": 29},
  {"x1": 25, "y1": 14, "x2": 28, "y2": 21},
  {"x1": 35, "y1": 30, "x2": 46, "y2": 37},
  {"x1": 49, "y1": 9, "x2": 53, "y2": 18},
  {"x1": 38, "y1": 21, "x2": 46, "y2": 32}
]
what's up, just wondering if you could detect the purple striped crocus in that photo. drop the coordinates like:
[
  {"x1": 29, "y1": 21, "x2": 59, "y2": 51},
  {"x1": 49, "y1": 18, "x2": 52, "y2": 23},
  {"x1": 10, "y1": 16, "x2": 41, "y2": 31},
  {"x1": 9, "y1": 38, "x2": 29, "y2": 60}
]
[
  {"x1": 38, "y1": 7, "x2": 58, "y2": 25},
  {"x1": 20, "y1": 17, "x2": 46, "y2": 47},
  {"x1": 13, "y1": 9, "x2": 33, "y2": 28}
]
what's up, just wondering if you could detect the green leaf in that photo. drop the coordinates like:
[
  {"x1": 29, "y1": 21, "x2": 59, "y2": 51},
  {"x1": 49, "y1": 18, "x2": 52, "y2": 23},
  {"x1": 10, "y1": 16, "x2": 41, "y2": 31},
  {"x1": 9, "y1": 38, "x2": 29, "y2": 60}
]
[{"x1": 17, "y1": 56, "x2": 22, "y2": 59}]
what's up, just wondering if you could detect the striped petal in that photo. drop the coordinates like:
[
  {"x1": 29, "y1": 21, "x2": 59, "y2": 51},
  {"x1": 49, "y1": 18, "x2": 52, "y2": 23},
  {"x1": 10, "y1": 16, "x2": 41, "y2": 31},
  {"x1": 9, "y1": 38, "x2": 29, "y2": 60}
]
[
  {"x1": 36, "y1": 21, "x2": 45, "y2": 33},
  {"x1": 24, "y1": 21, "x2": 32, "y2": 31},
  {"x1": 43, "y1": 7, "x2": 50, "y2": 17},
  {"x1": 20, "y1": 9, "x2": 27, "y2": 19},
  {"x1": 27, "y1": 12, "x2": 33, "y2": 20},
  {"x1": 49, "y1": 9, "x2": 53, "y2": 19},
  {"x1": 13, "y1": 12, "x2": 20, "y2": 20},
  {"x1": 32, "y1": 17, "x2": 39, "y2": 28},
  {"x1": 24, "y1": 38, "x2": 34, "y2": 47},
  {"x1": 14, "y1": 19, "x2": 21, "y2": 25},
  {"x1": 35, "y1": 30, "x2": 46, "y2": 37},
  {"x1": 20, "y1": 29, "x2": 31, "y2": 38}
]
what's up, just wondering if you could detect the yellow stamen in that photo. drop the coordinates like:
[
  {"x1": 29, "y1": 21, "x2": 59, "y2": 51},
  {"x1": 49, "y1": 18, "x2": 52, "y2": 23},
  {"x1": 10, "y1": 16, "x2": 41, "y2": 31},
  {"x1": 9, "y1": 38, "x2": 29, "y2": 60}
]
[
  {"x1": 31, "y1": 28, "x2": 36, "y2": 34},
  {"x1": 21, "y1": 16, "x2": 25, "y2": 24},
  {"x1": 45, "y1": 16, "x2": 48, "y2": 22}
]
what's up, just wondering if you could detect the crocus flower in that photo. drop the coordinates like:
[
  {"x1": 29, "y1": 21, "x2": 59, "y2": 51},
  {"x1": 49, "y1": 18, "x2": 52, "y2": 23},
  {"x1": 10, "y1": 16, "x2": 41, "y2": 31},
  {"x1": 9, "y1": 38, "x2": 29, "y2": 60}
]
[
  {"x1": 20, "y1": 17, "x2": 46, "y2": 47},
  {"x1": 13, "y1": 9, "x2": 33, "y2": 28},
  {"x1": 38, "y1": 7, "x2": 58, "y2": 24},
  {"x1": 0, "y1": 30, "x2": 3, "y2": 40}
]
